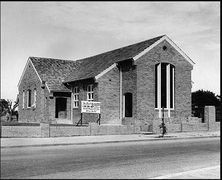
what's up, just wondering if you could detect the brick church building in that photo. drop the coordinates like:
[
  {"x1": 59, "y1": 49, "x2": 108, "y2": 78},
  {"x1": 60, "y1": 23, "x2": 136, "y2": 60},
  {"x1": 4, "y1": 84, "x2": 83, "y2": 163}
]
[{"x1": 18, "y1": 35, "x2": 194, "y2": 132}]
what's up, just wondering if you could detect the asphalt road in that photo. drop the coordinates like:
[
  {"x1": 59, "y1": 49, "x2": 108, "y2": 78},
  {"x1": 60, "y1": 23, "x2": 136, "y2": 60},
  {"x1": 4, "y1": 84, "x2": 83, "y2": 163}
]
[{"x1": 1, "y1": 137, "x2": 220, "y2": 179}]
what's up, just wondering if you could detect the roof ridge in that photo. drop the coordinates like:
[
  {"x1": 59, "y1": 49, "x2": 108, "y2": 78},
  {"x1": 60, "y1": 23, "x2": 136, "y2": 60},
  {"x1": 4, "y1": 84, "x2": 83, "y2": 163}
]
[
  {"x1": 29, "y1": 56, "x2": 77, "y2": 63},
  {"x1": 75, "y1": 35, "x2": 165, "y2": 63}
]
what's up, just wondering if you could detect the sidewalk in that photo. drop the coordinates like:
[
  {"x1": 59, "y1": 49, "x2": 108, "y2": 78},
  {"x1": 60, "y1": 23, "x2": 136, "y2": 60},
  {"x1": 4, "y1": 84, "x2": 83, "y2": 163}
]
[
  {"x1": 1, "y1": 131, "x2": 220, "y2": 148},
  {"x1": 153, "y1": 165, "x2": 220, "y2": 179}
]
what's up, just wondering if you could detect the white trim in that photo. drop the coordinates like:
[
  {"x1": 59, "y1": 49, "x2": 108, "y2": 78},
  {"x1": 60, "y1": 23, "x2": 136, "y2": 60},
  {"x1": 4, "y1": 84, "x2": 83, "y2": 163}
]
[
  {"x1": 155, "y1": 108, "x2": 174, "y2": 111},
  {"x1": 30, "y1": 59, "x2": 42, "y2": 84},
  {"x1": 18, "y1": 58, "x2": 51, "y2": 93},
  {"x1": 73, "y1": 87, "x2": 79, "y2": 108},
  {"x1": 45, "y1": 83, "x2": 50, "y2": 93},
  {"x1": 172, "y1": 67, "x2": 175, "y2": 109},
  {"x1": 71, "y1": 91, "x2": 73, "y2": 122},
  {"x1": 157, "y1": 63, "x2": 161, "y2": 118},
  {"x1": 133, "y1": 35, "x2": 195, "y2": 66},
  {"x1": 123, "y1": 94, "x2": 125, "y2": 118},
  {"x1": 17, "y1": 59, "x2": 30, "y2": 87},
  {"x1": 33, "y1": 89, "x2": 37, "y2": 108},
  {"x1": 22, "y1": 90, "x2": 25, "y2": 109},
  {"x1": 119, "y1": 67, "x2": 123, "y2": 120},
  {"x1": 95, "y1": 63, "x2": 117, "y2": 80},
  {"x1": 18, "y1": 58, "x2": 42, "y2": 87},
  {"x1": 166, "y1": 64, "x2": 170, "y2": 118},
  {"x1": 87, "y1": 84, "x2": 94, "y2": 101}
]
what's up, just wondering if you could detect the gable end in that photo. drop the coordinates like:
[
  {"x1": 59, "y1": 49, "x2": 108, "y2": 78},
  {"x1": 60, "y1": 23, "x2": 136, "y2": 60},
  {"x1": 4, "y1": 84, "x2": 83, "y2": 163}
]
[{"x1": 133, "y1": 35, "x2": 195, "y2": 66}]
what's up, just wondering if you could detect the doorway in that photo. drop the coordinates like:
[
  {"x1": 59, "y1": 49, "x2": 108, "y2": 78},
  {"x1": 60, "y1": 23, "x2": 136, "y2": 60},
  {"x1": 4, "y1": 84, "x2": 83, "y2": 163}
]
[
  {"x1": 55, "y1": 98, "x2": 67, "y2": 118},
  {"x1": 123, "y1": 93, "x2": 133, "y2": 117}
]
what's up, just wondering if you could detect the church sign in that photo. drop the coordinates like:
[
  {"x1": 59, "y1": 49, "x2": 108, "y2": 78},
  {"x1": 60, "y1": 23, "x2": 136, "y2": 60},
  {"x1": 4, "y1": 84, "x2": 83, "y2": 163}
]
[{"x1": 81, "y1": 101, "x2": 101, "y2": 114}]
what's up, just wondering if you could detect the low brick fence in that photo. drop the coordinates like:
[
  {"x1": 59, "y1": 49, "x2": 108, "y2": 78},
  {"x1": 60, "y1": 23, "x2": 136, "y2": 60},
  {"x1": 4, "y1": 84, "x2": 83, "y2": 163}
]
[
  {"x1": 1, "y1": 106, "x2": 219, "y2": 137},
  {"x1": 153, "y1": 122, "x2": 209, "y2": 134},
  {"x1": 1, "y1": 123, "x2": 140, "y2": 138},
  {"x1": 1, "y1": 125, "x2": 41, "y2": 137},
  {"x1": 153, "y1": 106, "x2": 220, "y2": 133}
]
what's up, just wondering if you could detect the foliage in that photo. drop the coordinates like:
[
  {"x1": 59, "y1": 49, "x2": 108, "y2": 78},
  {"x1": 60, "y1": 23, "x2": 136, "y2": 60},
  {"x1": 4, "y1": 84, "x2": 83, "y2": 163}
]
[
  {"x1": 0, "y1": 99, "x2": 9, "y2": 116},
  {"x1": 192, "y1": 89, "x2": 221, "y2": 108},
  {"x1": 0, "y1": 97, "x2": 19, "y2": 121},
  {"x1": 192, "y1": 90, "x2": 221, "y2": 121}
]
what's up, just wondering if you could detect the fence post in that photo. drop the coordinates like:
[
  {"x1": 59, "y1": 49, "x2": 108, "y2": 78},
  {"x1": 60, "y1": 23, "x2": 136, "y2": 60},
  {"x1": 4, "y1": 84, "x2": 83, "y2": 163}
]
[
  {"x1": 40, "y1": 122, "x2": 50, "y2": 137},
  {"x1": 204, "y1": 106, "x2": 216, "y2": 131}
]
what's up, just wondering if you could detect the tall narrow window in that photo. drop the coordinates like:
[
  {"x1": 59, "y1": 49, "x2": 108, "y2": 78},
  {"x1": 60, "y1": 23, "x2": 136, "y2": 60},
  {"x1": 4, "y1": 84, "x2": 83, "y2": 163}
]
[
  {"x1": 161, "y1": 63, "x2": 167, "y2": 108},
  {"x1": 155, "y1": 64, "x2": 158, "y2": 108},
  {"x1": 170, "y1": 65, "x2": 174, "y2": 108},
  {"x1": 22, "y1": 91, "x2": 25, "y2": 109},
  {"x1": 155, "y1": 63, "x2": 175, "y2": 109},
  {"x1": 27, "y1": 89, "x2": 31, "y2": 108},
  {"x1": 87, "y1": 84, "x2": 94, "y2": 101},
  {"x1": 33, "y1": 89, "x2": 37, "y2": 108},
  {"x1": 73, "y1": 87, "x2": 79, "y2": 108}
]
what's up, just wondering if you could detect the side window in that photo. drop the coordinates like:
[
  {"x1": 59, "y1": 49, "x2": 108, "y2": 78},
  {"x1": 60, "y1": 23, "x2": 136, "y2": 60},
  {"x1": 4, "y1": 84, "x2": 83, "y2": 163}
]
[
  {"x1": 155, "y1": 63, "x2": 175, "y2": 109},
  {"x1": 27, "y1": 89, "x2": 31, "y2": 108},
  {"x1": 87, "y1": 84, "x2": 93, "y2": 101},
  {"x1": 73, "y1": 87, "x2": 79, "y2": 108}
]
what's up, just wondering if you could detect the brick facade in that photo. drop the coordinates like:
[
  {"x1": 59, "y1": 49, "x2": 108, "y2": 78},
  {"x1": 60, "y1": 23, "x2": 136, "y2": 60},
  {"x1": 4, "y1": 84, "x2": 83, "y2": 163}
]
[
  {"x1": 135, "y1": 40, "x2": 193, "y2": 130},
  {"x1": 18, "y1": 61, "x2": 44, "y2": 123},
  {"x1": 18, "y1": 36, "x2": 194, "y2": 133}
]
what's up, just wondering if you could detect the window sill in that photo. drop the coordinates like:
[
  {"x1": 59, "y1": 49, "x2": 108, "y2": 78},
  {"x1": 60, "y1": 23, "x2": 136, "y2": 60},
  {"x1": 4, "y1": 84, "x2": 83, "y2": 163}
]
[{"x1": 155, "y1": 108, "x2": 175, "y2": 110}]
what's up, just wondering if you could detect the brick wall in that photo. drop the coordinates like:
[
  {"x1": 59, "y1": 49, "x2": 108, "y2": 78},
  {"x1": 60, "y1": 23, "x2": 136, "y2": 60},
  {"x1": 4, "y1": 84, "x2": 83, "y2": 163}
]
[
  {"x1": 97, "y1": 66, "x2": 121, "y2": 124},
  {"x1": 135, "y1": 40, "x2": 193, "y2": 131},
  {"x1": 1, "y1": 123, "x2": 139, "y2": 137},
  {"x1": 18, "y1": 60, "x2": 45, "y2": 123},
  {"x1": 50, "y1": 125, "x2": 90, "y2": 137},
  {"x1": 1, "y1": 126, "x2": 41, "y2": 137},
  {"x1": 69, "y1": 79, "x2": 99, "y2": 124},
  {"x1": 122, "y1": 61, "x2": 137, "y2": 126},
  {"x1": 205, "y1": 106, "x2": 221, "y2": 131}
]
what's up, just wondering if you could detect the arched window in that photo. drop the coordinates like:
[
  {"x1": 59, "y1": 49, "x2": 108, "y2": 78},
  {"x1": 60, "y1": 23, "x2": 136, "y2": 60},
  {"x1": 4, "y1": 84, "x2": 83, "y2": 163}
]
[
  {"x1": 123, "y1": 93, "x2": 133, "y2": 117},
  {"x1": 155, "y1": 63, "x2": 175, "y2": 109}
]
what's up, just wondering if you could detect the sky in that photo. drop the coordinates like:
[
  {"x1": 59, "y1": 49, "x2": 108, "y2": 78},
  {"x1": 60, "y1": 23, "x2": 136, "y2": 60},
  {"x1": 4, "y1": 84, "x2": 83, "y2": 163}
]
[{"x1": 1, "y1": 1, "x2": 220, "y2": 101}]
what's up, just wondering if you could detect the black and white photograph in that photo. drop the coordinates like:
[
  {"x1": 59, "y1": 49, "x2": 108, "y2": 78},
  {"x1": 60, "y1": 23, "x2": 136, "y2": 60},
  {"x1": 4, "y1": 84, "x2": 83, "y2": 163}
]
[{"x1": 0, "y1": 1, "x2": 220, "y2": 179}]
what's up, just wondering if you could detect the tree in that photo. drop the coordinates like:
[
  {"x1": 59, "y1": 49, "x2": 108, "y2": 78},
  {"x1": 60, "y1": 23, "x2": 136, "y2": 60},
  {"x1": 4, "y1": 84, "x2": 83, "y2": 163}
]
[
  {"x1": 0, "y1": 96, "x2": 19, "y2": 121},
  {"x1": 192, "y1": 89, "x2": 221, "y2": 107},
  {"x1": 0, "y1": 99, "x2": 9, "y2": 116},
  {"x1": 192, "y1": 90, "x2": 221, "y2": 121}
]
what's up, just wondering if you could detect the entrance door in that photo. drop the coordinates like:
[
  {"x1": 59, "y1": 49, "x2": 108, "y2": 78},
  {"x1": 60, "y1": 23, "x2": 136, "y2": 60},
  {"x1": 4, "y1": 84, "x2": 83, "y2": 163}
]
[
  {"x1": 55, "y1": 98, "x2": 67, "y2": 118},
  {"x1": 123, "y1": 93, "x2": 132, "y2": 117}
]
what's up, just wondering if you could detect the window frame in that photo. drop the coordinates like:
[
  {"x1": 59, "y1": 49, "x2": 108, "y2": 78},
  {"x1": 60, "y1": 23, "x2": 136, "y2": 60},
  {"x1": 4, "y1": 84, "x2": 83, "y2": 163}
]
[
  {"x1": 32, "y1": 89, "x2": 37, "y2": 108},
  {"x1": 22, "y1": 90, "x2": 25, "y2": 109},
  {"x1": 87, "y1": 84, "x2": 94, "y2": 101},
  {"x1": 155, "y1": 63, "x2": 175, "y2": 110},
  {"x1": 73, "y1": 87, "x2": 79, "y2": 108},
  {"x1": 27, "y1": 89, "x2": 32, "y2": 108}
]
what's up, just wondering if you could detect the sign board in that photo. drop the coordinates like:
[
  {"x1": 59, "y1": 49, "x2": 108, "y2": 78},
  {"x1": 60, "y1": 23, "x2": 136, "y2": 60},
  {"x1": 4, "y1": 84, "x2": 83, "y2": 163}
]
[{"x1": 81, "y1": 101, "x2": 101, "y2": 113}]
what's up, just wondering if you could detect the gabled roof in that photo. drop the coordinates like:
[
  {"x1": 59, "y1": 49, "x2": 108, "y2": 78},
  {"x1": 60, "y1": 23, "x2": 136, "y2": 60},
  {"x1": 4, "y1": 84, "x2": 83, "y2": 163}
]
[
  {"x1": 29, "y1": 57, "x2": 80, "y2": 92},
  {"x1": 63, "y1": 35, "x2": 164, "y2": 83},
  {"x1": 19, "y1": 35, "x2": 194, "y2": 92}
]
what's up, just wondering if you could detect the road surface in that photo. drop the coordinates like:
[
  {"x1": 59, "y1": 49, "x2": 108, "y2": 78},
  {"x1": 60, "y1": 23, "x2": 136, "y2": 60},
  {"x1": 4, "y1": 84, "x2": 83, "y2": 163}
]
[{"x1": 1, "y1": 137, "x2": 220, "y2": 179}]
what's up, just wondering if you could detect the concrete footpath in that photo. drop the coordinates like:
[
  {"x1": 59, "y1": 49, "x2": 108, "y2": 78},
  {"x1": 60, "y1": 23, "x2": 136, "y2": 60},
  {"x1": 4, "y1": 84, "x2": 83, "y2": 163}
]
[
  {"x1": 153, "y1": 165, "x2": 220, "y2": 179},
  {"x1": 1, "y1": 130, "x2": 220, "y2": 148}
]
